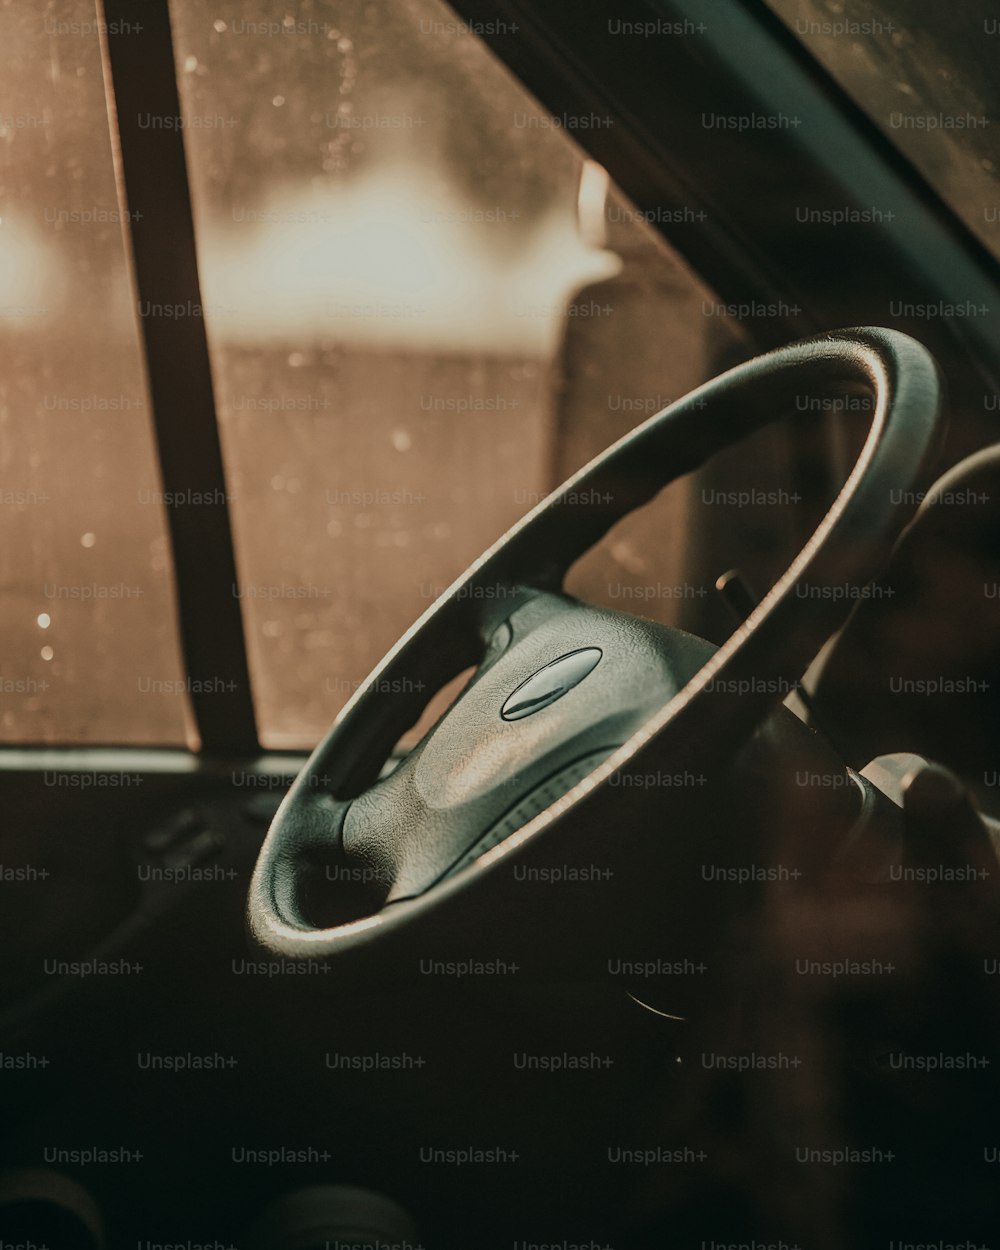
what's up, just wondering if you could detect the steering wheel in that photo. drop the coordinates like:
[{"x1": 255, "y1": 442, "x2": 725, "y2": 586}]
[{"x1": 248, "y1": 329, "x2": 943, "y2": 980}]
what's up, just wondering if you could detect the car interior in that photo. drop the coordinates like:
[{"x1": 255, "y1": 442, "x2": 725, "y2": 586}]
[{"x1": 3, "y1": 0, "x2": 1000, "y2": 1246}]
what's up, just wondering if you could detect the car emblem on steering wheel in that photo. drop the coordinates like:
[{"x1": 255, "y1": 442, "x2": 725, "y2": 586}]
[{"x1": 500, "y1": 647, "x2": 603, "y2": 721}]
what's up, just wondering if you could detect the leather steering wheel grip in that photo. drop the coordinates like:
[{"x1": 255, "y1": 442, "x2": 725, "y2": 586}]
[{"x1": 247, "y1": 328, "x2": 943, "y2": 970}]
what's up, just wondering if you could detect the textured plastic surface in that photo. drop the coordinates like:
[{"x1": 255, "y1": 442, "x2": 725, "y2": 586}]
[{"x1": 343, "y1": 596, "x2": 716, "y2": 902}]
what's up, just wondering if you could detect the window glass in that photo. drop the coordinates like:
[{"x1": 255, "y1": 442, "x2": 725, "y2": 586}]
[
  {"x1": 763, "y1": 0, "x2": 1000, "y2": 262},
  {"x1": 0, "y1": 0, "x2": 191, "y2": 745},
  {"x1": 170, "y1": 0, "x2": 742, "y2": 748}
]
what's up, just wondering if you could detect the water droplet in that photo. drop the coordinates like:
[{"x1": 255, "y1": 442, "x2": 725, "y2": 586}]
[
  {"x1": 40, "y1": 646, "x2": 54, "y2": 661},
  {"x1": 37, "y1": 613, "x2": 51, "y2": 629}
]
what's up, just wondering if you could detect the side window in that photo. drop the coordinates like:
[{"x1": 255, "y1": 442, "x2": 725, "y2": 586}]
[
  {"x1": 763, "y1": 0, "x2": 1000, "y2": 262},
  {"x1": 170, "y1": 0, "x2": 743, "y2": 748},
  {"x1": 0, "y1": 1, "x2": 192, "y2": 745}
]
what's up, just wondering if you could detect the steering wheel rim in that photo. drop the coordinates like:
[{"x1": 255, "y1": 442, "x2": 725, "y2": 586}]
[{"x1": 248, "y1": 327, "x2": 943, "y2": 969}]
